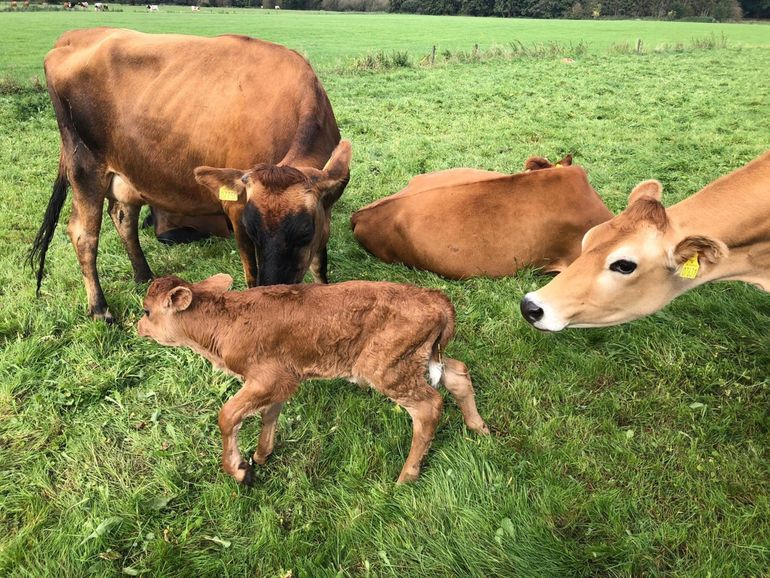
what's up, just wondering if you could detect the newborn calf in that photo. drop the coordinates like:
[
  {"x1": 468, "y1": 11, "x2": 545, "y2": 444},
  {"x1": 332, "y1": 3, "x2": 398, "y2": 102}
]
[{"x1": 138, "y1": 274, "x2": 489, "y2": 485}]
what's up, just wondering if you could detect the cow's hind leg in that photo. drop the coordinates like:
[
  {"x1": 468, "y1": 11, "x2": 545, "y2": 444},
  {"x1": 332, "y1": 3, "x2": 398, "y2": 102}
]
[
  {"x1": 107, "y1": 199, "x2": 152, "y2": 283},
  {"x1": 67, "y1": 158, "x2": 112, "y2": 321},
  {"x1": 440, "y1": 358, "x2": 489, "y2": 435}
]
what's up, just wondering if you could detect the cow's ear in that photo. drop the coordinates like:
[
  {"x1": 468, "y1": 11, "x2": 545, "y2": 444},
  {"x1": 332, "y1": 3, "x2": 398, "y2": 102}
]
[
  {"x1": 628, "y1": 179, "x2": 663, "y2": 205},
  {"x1": 559, "y1": 154, "x2": 573, "y2": 166},
  {"x1": 314, "y1": 140, "x2": 351, "y2": 203},
  {"x1": 673, "y1": 235, "x2": 728, "y2": 266},
  {"x1": 524, "y1": 156, "x2": 552, "y2": 171},
  {"x1": 166, "y1": 286, "x2": 193, "y2": 312},
  {"x1": 194, "y1": 167, "x2": 246, "y2": 200},
  {"x1": 196, "y1": 273, "x2": 233, "y2": 293}
]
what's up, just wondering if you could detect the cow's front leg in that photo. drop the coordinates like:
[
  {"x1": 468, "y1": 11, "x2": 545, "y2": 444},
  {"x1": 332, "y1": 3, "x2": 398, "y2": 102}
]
[
  {"x1": 225, "y1": 205, "x2": 258, "y2": 287},
  {"x1": 309, "y1": 245, "x2": 328, "y2": 284}
]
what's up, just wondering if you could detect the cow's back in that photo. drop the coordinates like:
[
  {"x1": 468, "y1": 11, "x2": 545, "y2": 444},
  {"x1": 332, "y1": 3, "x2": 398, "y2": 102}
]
[
  {"x1": 351, "y1": 166, "x2": 612, "y2": 279},
  {"x1": 45, "y1": 28, "x2": 340, "y2": 211}
]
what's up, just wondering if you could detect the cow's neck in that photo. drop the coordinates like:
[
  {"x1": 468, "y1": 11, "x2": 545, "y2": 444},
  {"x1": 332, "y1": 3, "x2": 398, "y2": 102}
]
[{"x1": 668, "y1": 153, "x2": 770, "y2": 291}]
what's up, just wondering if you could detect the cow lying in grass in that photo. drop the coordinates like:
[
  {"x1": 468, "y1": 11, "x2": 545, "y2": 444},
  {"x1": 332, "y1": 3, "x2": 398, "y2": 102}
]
[
  {"x1": 350, "y1": 155, "x2": 612, "y2": 279},
  {"x1": 138, "y1": 274, "x2": 490, "y2": 485}
]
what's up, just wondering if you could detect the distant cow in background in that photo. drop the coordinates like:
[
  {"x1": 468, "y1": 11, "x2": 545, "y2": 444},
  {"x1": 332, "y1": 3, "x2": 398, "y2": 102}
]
[
  {"x1": 351, "y1": 156, "x2": 612, "y2": 279},
  {"x1": 94, "y1": 2, "x2": 108, "y2": 9},
  {"x1": 147, "y1": 4, "x2": 158, "y2": 10},
  {"x1": 191, "y1": 5, "x2": 200, "y2": 10},
  {"x1": 32, "y1": 28, "x2": 350, "y2": 321}
]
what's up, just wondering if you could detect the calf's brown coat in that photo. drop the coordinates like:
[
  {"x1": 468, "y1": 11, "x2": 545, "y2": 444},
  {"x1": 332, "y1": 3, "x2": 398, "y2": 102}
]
[{"x1": 138, "y1": 275, "x2": 489, "y2": 485}]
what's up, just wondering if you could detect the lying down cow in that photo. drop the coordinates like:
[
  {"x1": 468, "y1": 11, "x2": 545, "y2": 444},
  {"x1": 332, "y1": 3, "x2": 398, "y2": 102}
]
[
  {"x1": 350, "y1": 155, "x2": 612, "y2": 279},
  {"x1": 30, "y1": 28, "x2": 350, "y2": 321},
  {"x1": 138, "y1": 274, "x2": 489, "y2": 485},
  {"x1": 521, "y1": 150, "x2": 770, "y2": 330}
]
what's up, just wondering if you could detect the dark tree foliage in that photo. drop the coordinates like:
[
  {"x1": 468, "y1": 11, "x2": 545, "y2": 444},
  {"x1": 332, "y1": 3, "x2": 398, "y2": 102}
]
[{"x1": 121, "y1": 0, "x2": 760, "y2": 18}]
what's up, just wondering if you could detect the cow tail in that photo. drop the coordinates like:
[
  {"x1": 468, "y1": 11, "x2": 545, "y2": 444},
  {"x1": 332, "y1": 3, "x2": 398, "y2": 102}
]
[{"x1": 29, "y1": 157, "x2": 69, "y2": 296}]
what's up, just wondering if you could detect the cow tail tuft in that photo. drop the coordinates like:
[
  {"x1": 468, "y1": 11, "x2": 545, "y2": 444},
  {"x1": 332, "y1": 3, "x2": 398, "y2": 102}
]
[{"x1": 29, "y1": 158, "x2": 69, "y2": 296}]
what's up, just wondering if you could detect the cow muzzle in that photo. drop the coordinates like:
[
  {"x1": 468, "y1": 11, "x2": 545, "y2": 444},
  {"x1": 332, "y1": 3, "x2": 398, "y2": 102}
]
[{"x1": 520, "y1": 292, "x2": 568, "y2": 332}]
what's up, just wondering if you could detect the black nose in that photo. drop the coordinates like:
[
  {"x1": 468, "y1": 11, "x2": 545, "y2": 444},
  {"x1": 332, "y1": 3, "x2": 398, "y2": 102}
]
[{"x1": 520, "y1": 297, "x2": 544, "y2": 324}]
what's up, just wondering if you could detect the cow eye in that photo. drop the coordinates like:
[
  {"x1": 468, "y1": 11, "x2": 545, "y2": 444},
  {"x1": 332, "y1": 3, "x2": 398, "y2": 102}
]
[
  {"x1": 609, "y1": 259, "x2": 637, "y2": 274},
  {"x1": 241, "y1": 174, "x2": 249, "y2": 184},
  {"x1": 143, "y1": 308, "x2": 151, "y2": 317}
]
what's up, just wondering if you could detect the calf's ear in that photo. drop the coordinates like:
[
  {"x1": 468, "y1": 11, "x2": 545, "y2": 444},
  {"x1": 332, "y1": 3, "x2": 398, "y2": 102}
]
[
  {"x1": 194, "y1": 167, "x2": 246, "y2": 200},
  {"x1": 673, "y1": 235, "x2": 728, "y2": 266},
  {"x1": 628, "y1": 179, "x2": 663, "y2": 205},
  {"x1": 166, "y1": 286, "x2": 193, "y2": 312},
  {"x1": 196, "y1": 273, "x2": 233, "y2": 293},
  {"x1": 314, "y1": 140, "x2": 352, "y2": 204}
]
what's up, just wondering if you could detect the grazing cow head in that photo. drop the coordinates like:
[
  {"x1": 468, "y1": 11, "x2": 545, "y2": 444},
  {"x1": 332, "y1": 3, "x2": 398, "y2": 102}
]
[
  {"x1": 138, "y1": 274, "x2": 233, "y2": 344},
  {"x1": 520, "y1": 180, "x2": 728, "y2": 330},
  {"x1": 194, "y1": 140, "x2": 351, "y2": 285}
]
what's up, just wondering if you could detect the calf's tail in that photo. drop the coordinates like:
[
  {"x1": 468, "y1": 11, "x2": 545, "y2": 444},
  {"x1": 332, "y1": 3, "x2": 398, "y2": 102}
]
[
  {"x1": 28, "y1": 158, "x2": 69, "y2": 295},
  {"x1": 428, "y1": 294, "x2": 457, "y2": 386}
]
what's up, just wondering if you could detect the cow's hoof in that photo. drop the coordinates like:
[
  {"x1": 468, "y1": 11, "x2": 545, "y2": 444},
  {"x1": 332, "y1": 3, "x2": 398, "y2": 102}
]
[
  {"x1": 91, "y1": 308, "x2": 115, "y2": 324},
  {"x1": 237, "y1": 461, "x2": 256, "y2": 487},
  {"x1": 134, "y1": 271, "x2": 153, "y2": 284}
]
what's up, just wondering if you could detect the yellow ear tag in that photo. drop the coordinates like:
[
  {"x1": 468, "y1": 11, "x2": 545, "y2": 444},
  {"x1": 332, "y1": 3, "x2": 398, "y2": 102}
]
[
  {"x1": 554, "y1": 163, "x2": 562, "y2": 168},
  {"x1": 679, "y1": 255, "x2": 700, "y2": 279},
  {"x1": 218, "y1": 186, "x2": 238, "y2": 202}
]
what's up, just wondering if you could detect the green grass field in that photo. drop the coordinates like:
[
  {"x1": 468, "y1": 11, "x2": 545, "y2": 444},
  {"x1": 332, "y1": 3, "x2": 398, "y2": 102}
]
[{"x1": 1, "y1": 9, "x2": 770, "y2": 577}]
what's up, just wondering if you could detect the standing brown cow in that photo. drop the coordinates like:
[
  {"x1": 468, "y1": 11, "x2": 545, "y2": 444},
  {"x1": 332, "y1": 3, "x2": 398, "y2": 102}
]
[
  {"x1": 138, "y1": 274, "x2": 490, "y2": 485},
  {"x1": 30, "y1": 28, "x2": 350, "y2": 321}
]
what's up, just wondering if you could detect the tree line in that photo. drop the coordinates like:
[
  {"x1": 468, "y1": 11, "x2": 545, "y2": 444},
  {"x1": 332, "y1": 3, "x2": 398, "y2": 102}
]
[{"x1": 118, "y1": 0, "x2": 769, "y2": 19}]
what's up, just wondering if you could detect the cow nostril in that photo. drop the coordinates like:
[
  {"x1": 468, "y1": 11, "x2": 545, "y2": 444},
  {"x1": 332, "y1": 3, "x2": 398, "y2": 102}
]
[{"x1": 520, "y1": 298, "x2": 544, "y2": 324}]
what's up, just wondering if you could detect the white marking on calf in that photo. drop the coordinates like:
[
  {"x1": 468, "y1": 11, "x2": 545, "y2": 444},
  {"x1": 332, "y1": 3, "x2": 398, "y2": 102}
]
[{"x1": 428, "y1": 361, "x2": 444, "y2": 387}]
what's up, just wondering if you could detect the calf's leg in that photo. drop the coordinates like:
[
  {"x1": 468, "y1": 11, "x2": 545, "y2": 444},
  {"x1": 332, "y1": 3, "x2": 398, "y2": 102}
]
[
  {"x1": 382, "y1": 381, "x2": 443, "y2": 484},
  {"x1": 218, "y1": 377, "x2": 295, "y2": 485},
  {"x1": 252, "y1": 402, "x2": 284, "y2": 464},
  {"x1": 440, "y1": 358, "x2": 489, "y2": 435},
  {"x1": 107, "y1": 199, "x2": 152, "y2": 283}
]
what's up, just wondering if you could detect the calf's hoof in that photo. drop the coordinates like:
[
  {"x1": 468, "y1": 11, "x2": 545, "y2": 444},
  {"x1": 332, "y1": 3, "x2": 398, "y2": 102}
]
[
  {"x1": 396, "y1": 468, "x2": 420, "y2": 484},
  {"x1": 236, "y1": 461, "x2": 256, "y2": 487},
  {"x1": 473, "y1": 421, "x2": 491, "y2": 435},
  {"x1": 252, "y1": 451, "x2": 271, "y2": 465}
]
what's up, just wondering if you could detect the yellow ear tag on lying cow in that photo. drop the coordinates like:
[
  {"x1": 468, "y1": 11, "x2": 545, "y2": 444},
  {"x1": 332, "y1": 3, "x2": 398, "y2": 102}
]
[
  {"x1": 679, "y1": 255, "x2": 700, "y2": 279},
  {"x1": 218, "y1": 186, "x2": 238, "y2": 202},
  {"x1": 554, "y1": 163, "x2": 562, "y2": 168}
]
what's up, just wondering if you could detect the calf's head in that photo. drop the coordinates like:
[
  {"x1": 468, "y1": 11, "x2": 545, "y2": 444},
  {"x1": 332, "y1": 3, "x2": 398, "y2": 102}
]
[
  {"x1": 194, "y1": 140, "x2": 351, "y2": 285},
  {"x1": 521, "y1": 180, "x2": 728, "y2": 330},
  {"x1": 138, "y1": 274, "x2": 233, "y2": 344}
]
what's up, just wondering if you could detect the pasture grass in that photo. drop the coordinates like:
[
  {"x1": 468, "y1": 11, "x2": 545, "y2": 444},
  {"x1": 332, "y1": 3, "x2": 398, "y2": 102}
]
[{"x1": 1, "y1": 11, "x2": 770, "y2": 577}]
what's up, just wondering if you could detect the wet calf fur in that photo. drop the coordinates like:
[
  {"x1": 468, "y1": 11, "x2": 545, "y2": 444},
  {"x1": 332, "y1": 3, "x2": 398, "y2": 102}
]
[{"x1": 137, "y1": 274, "x2": 489, "y2": 484}]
